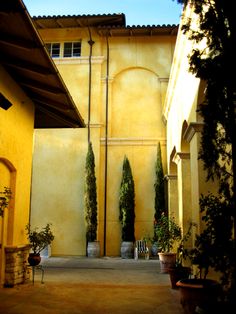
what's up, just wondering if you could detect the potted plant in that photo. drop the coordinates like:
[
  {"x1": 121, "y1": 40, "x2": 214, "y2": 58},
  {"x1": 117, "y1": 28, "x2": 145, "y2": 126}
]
[
  {"x1": 168, "y1": 222, "x2": 197, "y2": 289},
  {"x1": 176, "y1": 195, "x2": 225, "y2": 313},
  {"x1": 119, "y1": 155, "x2": 135, "y2": 258},
  {"x1": 84, "y1": 142, "x2": 100, "y2": 257},
  {"x1": 26, "y1": 223, "x2": 54, "y2": 266},
  {"x1": 0, "y1": 187, "x2": 11, "y2": 217},
  {"x1": 155, "y1": 213, "x2": 181, "y2": 273}
]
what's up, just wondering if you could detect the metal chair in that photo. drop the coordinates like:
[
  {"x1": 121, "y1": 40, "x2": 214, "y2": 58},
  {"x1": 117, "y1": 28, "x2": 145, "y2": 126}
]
[{"x1": 134, "y1": 240, "x2": 149, "y2": 260}]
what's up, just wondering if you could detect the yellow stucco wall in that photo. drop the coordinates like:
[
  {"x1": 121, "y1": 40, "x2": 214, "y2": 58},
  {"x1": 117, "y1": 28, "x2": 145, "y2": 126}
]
[
  {"x1": 0, "y1": 65, "x2": 35, "y2": 284},
  {"x1": 30, "y1": 27, "x2": 176, "y2": 256},
  {"x1": 163, "y1": 12, "x2": 202, "y2": 236},
  {"x1": 163, "y1": 7, "x2": 216, "y2": 239}
]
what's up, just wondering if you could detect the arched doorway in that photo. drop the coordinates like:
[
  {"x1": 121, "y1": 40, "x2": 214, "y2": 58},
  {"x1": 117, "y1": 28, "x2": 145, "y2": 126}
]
[{"x1": 0, "y1": 157, "x2": 16, "y2": 285}]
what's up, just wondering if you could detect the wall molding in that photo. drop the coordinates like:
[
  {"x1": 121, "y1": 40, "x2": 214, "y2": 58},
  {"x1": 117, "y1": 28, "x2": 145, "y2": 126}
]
[
  {"x1": 100, "y1": 137, "x2": 166, "y2": 146},
  {"x1": 54, "y1": 56, "x2": 104, "y2": 65}
]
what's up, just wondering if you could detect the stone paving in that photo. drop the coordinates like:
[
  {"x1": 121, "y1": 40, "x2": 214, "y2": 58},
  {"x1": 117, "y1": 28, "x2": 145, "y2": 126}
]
[{"x1": 0, "y1": 256, "x2": 184, "y2": 314}]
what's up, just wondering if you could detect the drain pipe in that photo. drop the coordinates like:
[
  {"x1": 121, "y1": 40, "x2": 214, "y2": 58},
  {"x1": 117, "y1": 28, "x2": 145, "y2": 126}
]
[
  {"x1": 87, "y1": 27, "x2": 95, "y2": 143},
  {"x1": 103, "y1": 35, "x2": 110, "y2": 256}
]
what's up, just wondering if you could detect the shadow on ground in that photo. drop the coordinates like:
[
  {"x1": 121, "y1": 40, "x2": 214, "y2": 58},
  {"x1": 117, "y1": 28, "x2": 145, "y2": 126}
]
[{"x1": 0, "y1": 257, "x2": 184, "y2": 314}]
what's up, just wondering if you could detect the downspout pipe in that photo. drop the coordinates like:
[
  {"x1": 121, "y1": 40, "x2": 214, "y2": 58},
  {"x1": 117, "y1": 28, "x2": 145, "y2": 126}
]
[
  {"x1": 103, "y1": 35, "x2": 109, "y2": 256},
  {"x1": 87, "y1": 27, "x2": 95, "y2": 143}
]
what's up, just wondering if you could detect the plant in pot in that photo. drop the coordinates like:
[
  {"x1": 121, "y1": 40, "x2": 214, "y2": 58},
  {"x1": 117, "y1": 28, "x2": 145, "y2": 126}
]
[
  {"x1": 176, "y1": 194, "x2": 230, "y2": 313},
  {"x1": 119, "y1": 155, "x2": 135, "y2": 258},
  {"x1": 84, "y1": 141, "x2": 100, "y2": 257},
  {"x1": 0, "y1": 187, "x2": 12, "y2": 217},
  {"x1": 168, "y1": 221, "x2": 197, "y2": 289},
  {"x1": 155, "y1": 213, "x2": 181, "y2": 273},
  {"x1": 26, "y1": 223, "x2": 54, "y2": 266}
]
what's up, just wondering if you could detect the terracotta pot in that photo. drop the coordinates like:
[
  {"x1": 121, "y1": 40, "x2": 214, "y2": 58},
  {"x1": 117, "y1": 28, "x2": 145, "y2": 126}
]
[
  {"x1": 176, "y1": 278, "x2": 220, "y2": 314},
  {"x1": 28, "y1": 253, "x2": 41, "y2": 266},
  {"x1": 158, "y1": 252, "x2": 176, "y2": 273},
  {"x1": 168, "y1": 266, "x2": 191, "y2": 289}
]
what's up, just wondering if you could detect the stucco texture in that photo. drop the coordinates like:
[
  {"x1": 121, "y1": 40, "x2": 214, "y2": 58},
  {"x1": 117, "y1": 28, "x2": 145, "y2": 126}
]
[{"x1": 30, "y1": 28, "x2": 174, "y2": 256}]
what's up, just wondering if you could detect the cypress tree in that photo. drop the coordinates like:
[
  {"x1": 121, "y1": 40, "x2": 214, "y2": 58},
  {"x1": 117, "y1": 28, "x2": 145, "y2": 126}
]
[
  {"x1": 119, "y1": 156, "x2": 135, "y2": 242},
  {"x1": 84, "y1": 142, "x2": 97, "y2": 242},
  {"x1": 154, "y1": 142, "x2": 166, "y2": 222},
  {"x1": 153, "y1": 142, "x2": 166, "y2": 243}
]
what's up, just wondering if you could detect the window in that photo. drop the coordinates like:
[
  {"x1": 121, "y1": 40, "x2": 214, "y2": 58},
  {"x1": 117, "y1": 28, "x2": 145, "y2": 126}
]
[
  {"x1": 45, "y1": 43, "x2": 60, "y2": 58},
  {"x1": 45, "y1": 42, "x2": 81, "y2": 58},
  {"x1": 63, "y1": 42, "x2": 81, "y2": 58}
]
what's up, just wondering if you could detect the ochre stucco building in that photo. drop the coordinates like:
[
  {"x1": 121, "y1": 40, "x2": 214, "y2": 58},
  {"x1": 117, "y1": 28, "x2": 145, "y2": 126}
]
[
  {"x1": 0, "y1": 0, "x2": 84, "y2": 286},
  {"x1": 30, "y1": 15, "x2": 178, "y2": 257},
  {"x1": 162, "y1": 6, "x2": 222, "y2": 279},
  {"x1": 1, "y1": 1, "x2": 221, "y2": 288}
]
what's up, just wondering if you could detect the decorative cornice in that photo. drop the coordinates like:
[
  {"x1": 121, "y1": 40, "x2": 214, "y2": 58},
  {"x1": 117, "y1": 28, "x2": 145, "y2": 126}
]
[
  {"x1": 101, "y1": 77, "x2": 114, "y2": 83},
  {"x1": 85, "y1": 123, "x2": 103, "y2": 128},
  {"x1": 100, "y1": 137, "x2": 166, "y2": 146},
  {"x1": 173, "y1": 152, "x2": 190, "y2": 164},
  {"x1": 184, "y1": 122, "x2": 204, "y2": 143},
  {"x1": 159, "y1": 78, "x2": 169, "y2": 83},
  {"x1": 54, "y1": 56, "x2": 104, "y2": 65},
  {"x1": 164, "y1": 174, "x2": 177, "y2": 181}
]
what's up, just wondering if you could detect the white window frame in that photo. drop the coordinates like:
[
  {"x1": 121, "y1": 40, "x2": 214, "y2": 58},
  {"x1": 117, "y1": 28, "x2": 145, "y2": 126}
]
[
  {"x1": 45, "y1": 42, "x2": 60, "y2": 58},
  {"x1": 63, "y1": 42, "x2": 81, "y2": 58},
  {"x1": 45, "y1": 41, "x2": 81, "y2": 58}
]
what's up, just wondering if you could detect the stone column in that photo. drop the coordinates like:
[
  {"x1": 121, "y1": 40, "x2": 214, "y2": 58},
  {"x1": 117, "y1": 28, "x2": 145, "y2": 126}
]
[
  {"x1": 184, "y1": 122, "x2": 217, "y2": 233},
  {"x1": 4, "y1": 245, "x2": 31, "y2": 287},
  {"x1": 173, "y1": 152, "x2": 192, "y2": 235},
  {"x1": 165, "y1": 174, "x2": 179, "y2": 221}
]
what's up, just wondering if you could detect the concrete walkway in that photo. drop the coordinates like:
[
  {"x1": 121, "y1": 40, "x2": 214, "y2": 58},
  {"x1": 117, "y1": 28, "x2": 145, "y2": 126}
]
[{"x1": 0, "y1": 257, "x2": 184, "y2": 314}]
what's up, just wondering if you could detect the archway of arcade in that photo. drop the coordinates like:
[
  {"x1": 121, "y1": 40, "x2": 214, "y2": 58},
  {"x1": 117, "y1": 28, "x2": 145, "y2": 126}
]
[{"x1": 167, "y1": 80, "x2": 215, "y2": 240}]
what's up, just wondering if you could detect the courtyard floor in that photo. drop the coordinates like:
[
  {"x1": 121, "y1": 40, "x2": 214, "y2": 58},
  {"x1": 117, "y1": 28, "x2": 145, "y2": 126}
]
[{"x1": 0, "y1": 256, "x2": 184, "y2": 314}]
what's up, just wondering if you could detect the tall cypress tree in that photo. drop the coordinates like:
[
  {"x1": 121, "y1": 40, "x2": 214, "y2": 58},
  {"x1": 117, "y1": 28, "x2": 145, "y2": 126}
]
[
  {"x1": 153, "y1": 142, "x2": 166, "y2": 243},
  {"x1": 154, "y1": 142, "x2": 166, "y2": 222},
  {"x1": 119, "y1": 156, "x2": 135, "y2": 242},
  {"x1": 84, "y1": 142, "x2": 97, "y2": 242}
]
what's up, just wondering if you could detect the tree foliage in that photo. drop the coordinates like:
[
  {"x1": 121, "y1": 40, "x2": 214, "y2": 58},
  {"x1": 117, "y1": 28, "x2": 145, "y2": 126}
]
[
  {"x1": 0, "y1": 187, "x2": 11, "y2": 217},
  {"x1": 177, "y1": 0, "x2": 236, "y2": 195},
  {"x1": 154, "y1": 142, "x2": 166, "y2": 221},
  {"x1": 155, "y1": 214, "x2": 181, "y2": 252},
  {"x1": 119, "y1": 156, "x2": 135, "y2": 242},
  {"x1": 177, "y1": 0, "x2": 236, "y2": 298},
  {"x1": 26, "y1": 223, "x2": 54, "y2": 255},
  {"x1": 84, "y1": 142, "x2": 98, "y2": 242}
]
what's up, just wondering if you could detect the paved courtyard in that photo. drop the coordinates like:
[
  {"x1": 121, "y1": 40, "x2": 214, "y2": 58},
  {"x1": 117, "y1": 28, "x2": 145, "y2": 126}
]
[{"x1": 0, "y1": 257, "x2": 184, "y2": 313}]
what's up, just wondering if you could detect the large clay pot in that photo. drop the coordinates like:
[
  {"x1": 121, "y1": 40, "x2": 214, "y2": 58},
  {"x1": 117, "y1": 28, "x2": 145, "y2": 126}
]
[
  {"x1": 176, "y1": 278, "x2": 220, "y2": 314},
  {"x1": 121, "y1": 241, "x2": 134, "y2": 259},
  {"x1": 28, "y1": 253, "x2": 41, "y2": 266},
  {"x1": 87, "y1": 241, "x2": 100, "y2": 258},
  {"x1": 158, "y1": 252, "x2": 176, "y2": 273},
  {"x1": 168, "y1": 266, "x2": 191, "y2": 289}
]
